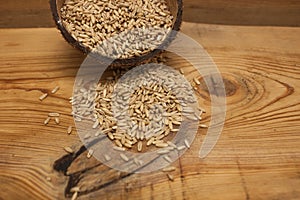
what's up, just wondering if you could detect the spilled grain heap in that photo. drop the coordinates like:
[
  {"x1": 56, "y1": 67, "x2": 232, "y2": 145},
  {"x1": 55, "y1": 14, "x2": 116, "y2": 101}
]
[{"x1": 70, "y1": 64, "x2": 207, "y2": 154}]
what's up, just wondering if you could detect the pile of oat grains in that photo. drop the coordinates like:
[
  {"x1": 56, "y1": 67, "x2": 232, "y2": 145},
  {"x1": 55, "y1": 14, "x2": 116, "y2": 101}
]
[
  {"x1": 62, "y1": 64, "x2": 207, "y2": 198},
  {"x1": 70, "y1": 64, "x2": 207, "y2": 155}
]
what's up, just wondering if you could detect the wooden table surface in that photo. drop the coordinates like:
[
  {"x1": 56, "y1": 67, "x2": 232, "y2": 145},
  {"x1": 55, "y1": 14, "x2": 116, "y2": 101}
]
[
  {"x1": 1, "y1": 0, "x2": 300, "y2": 27},
  {"x1": 1, "y1": 22, "x2": 300, "y2": 199}
]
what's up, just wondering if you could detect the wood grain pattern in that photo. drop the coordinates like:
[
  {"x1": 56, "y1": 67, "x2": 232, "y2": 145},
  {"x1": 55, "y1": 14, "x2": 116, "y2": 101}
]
[
  {"x1": 1, "y1": 23, "x2": 300, "y2": 199},
  {"x1": 0, "y1": 0, "x2": 55, "y2": 28},
  {"x1": 1, "y1": 0, "x2": 300, "y2": 28},
  {"x1": 184, "y1": 0, "x2": 300, "y2": 26}
]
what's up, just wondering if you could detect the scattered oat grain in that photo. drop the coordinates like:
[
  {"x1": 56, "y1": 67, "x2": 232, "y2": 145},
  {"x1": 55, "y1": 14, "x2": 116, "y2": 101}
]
[
  {"x1": 87, "y1": 149, "x2": 94, "y2": 158},
  {"x1": 184, "y1": 139, "x2": 190, "y2": 149},
  {"x1": 120, "y1": 153, "x2": 129, "y2": 162},
  {"x1": 44, "y1": 117, "x2": 51, "y2": 125},
  {"x1": 163, "y1": 155, "x2": 172, "y2": 163},
  {"x1": 67, "y1": 126, "x2": 73, "y2": 134},
  {"x1": 39, "y1": 93, "x2": 48, "y2": 101},
  {"x1": 71, "y1": 191, "x2": 78, "y2": 200},
  {"x1": 162, "y1": 166, "x2": 176, "y2": 172},
  {"x1": 176, "y1": 145, "x2": 186, "y2": 151},
  {"x1": 137, "y1": 141, "x2": 143, "y2": 152},
  {"x1": 64, "y1": 146, "x2": 74, "y2": 154},
  {"x1": 54, "y1": 117, "x2": 60, "y2": 124},
  {"x1": 49, "y1": 112, "x2": 60, "y2": 117},
  {"x1": 104, "y1": 154, "x2": 111, "y2": 161},
  {"x1": 51, "y1": 86, "x2": 60, "y2": 94},
  {"x1": 167, "y1": 173, "x2": 174, "y2": 181},
  {"x1": 199, "y1": 124, "x2": 208, "y2": 128},
  {"x1": 70, "y1": 187, "x2": 80, "y2": 193}
]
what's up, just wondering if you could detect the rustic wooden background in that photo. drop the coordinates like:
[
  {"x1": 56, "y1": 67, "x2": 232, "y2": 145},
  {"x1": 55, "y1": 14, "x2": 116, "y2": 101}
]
[
  {"x1": 1, "y1": 1, "x2": 300, "y2": 200},
  {"x1": 1, "y1": 0, "x2": 300, "y2": 27}
]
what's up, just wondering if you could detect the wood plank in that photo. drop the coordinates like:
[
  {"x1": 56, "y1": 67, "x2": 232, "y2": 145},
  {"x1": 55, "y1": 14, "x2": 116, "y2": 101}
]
[
  {"x1": 183, "y1": 0, "x2": 300, "y2": 26},
  {"x1": 0, "y1": 23, "x2": 300, "y2": 199},
  {"x1": 0, "y1": 0, "x2": 300, "y2": 28},
  {"x1": 0, "y1": 0, "x2": 55, "y2": 28}
]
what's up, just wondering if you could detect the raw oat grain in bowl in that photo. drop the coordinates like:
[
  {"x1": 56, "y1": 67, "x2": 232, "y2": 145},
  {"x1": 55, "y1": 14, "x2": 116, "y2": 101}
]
[{"x1": 50, "y1": 0, "x2": 183, "y2": 66}]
